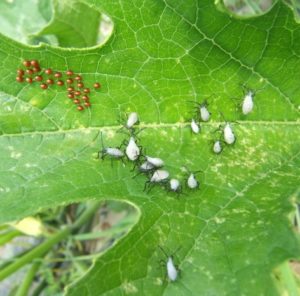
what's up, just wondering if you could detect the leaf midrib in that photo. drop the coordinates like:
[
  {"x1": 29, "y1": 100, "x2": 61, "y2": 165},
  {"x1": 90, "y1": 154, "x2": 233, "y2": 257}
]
[{"x1": 1, "y1": 120, "x2": 299, "y2": 138}]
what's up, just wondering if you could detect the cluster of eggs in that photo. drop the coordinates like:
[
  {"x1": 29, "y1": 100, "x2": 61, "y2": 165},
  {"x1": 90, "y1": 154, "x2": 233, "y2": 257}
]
[{"x1": 16, "y1": 60, "x2": 101, "y2": 111}]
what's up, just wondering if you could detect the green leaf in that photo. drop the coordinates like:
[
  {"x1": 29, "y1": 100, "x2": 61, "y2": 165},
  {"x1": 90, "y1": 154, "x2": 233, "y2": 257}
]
[{"x1": 0, "y1": 0, "x2": 300, "y2": 295}]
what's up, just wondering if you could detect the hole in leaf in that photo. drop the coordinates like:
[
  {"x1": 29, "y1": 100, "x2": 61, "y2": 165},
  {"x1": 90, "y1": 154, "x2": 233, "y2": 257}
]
[
  {"x1": 0, "y1": 0, "x2": 113, "y2": 49},
  {"x1": 0, "y1": 200, "x2": 139, "y2": 294}
]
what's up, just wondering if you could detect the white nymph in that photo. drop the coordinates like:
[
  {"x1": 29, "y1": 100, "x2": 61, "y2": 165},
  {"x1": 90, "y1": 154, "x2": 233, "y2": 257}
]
[
  {"x1": 242, "y1": 91, "x2": 254, "y2": 115},
  {"x1": 191, "y1": 119, "x2": 200, "y2": 134},
  {"x1": 187, "y1": 173, "x2": 198, "y2": 189},
  {"x1": 223, "y1": 123, "x2": 235, "y2": 145},
  {"x1": 125, "y1": 137, "x2": 140, "y2": 161}
]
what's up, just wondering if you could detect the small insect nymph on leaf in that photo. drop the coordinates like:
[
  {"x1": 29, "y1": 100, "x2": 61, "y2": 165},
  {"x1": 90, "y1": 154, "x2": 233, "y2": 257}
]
[
  {"x1": 242, "y1": 89, "x2": 254, "y2": 115},
  {"x1": 169, "y1": 178, "x2": 182, "y2": 195},
  {"x1": 184, "y1": 167, "x2": 203, "y2": 189},
  {"x1": 219, "y1": 112, "x2": 236, "y2": 145},
  {"x1": 191, "y1": 118, "x2": 200, "y2": 134},
  {"x1": 139, "y1": 161, "x2": 155, "y2": 172},
  {"x1": 223, "y1": 123, "x2": 235, "y2": 145},
  {"x1": 158, "y1": 246, "x2": 180, "y2": 282},
  {"x1": 189, "y1": 99, "x2": 211, "y2": 122},
  {"x1": 236, "y1": 84, "x2": 266, "y2": 115},
  {"x1": 145, "y1": 156, "x2": 164, "y2": 168},
  {"x1": 187, "y1": 173, "x2": 199, "y2": 189},
  {"x1": 144, "y1": 169, "x2": 169, "y2": 192},
  {"x1": 98, "y1": 132, "x2": 125, "y2": 161},
  {"x1": 199, "y1": 100, "x2": 211, "y2": 122},
  {"x1": 126, "y1": 112, "x2": 139, "y2": 129},
  {"x1": 213, "y1": 140, "x2": 223, "y2": 154},
  {"x1": 125, "y1": 137, "x2": 141, "y2": 161}
]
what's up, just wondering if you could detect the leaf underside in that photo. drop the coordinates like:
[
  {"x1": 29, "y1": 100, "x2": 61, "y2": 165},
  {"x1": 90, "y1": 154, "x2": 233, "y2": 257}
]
[{"x1": 0, "y1": 0, "x2": 300, "y2": 295}]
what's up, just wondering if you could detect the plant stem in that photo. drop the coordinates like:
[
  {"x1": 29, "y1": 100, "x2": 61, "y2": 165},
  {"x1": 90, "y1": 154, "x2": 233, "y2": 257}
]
[
  {"x1": 15, "y1": 261, "x2": 41, "y2": 296},
  {"x1": 71, "y1": 201, "x2": 101, "y2": 231},
  {"x1": 31, "y1": 279, "x2": 47, "y2": 296},
  {"x1": 0, "y1": 230, "x2": 21, "y2": 246},
  {"x1": 0, "y1": 226, "x2": 70, "y2": 281},
  {"x1": 0, "y1": 201, "x2": 101, "y2": 282},
  {"x1": 244, "y1": 0, "x2": 261, "y2": 14},
  {"x1": 279, "y1": 261, "x2": 299, "y2": 296}
]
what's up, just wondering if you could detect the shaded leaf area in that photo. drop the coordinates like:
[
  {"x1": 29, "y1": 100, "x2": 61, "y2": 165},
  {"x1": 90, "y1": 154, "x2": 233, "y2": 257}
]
[
  {"x1": 36, "y1": 0, "x2": 102, "y2": 48},
  {"x1": 284, "y1": 0, "x2": 300, "y2": 23},
  {"x1": 0, "y1": 0, "x2": 300, "y2": 295},
  {"x1": 0, "y1": 0, "x2": 103, "y2": 48},
  {"x1": 0, "y1": 0, "x2": 52, "y2": 45}
]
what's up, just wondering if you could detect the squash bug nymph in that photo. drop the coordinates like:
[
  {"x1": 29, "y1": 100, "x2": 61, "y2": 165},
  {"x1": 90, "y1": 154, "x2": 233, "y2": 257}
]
[
  {"x1": 139, "y1": 161, "x2": 155, "y2": 172},
  {"x1": 213, "y1": 140, "x2": 223, "y2": 154},
  {"x1": 169, "y1": 178, "x2": 182, "y2": 195},
  {"x1": 98, "y1": 132, "x2": 124, "y2": 161},
  {"x1": 223, "y1": 123, "x2": 235, "y2": 145},
  {"x1": 144, "y1": 169, "x2": 169, "y2": 192},
  {"x1": 125, "y1": 137, "x2": 140, "y2": 161},
  {"x1": 126, "y1": 112, "x2": 139, "y2": 129},
  {"x1": 158, "y1": 246, "x2": 180, "y2": 282},
  {"x1": 188, "y1": 99, "x2": 211, "y2": 122},
  {"x1": 242, "y1": 90, "x2": 254, "y2": 115},
  {"x1": 191, "y1": 118, "x2": 200, "y2": 134},
  {"x1": 146, "y1": 156, "x2": 164, "y2": 168},
  {"x1": 219, "y1": 112, "x2": 236, "y2": 145},
  {"x1": 199, "y1": 100, "x2": 211, "y2": 122},
  {"x1": 184, "y1": 167, "x2": 203, "y2": 190}
]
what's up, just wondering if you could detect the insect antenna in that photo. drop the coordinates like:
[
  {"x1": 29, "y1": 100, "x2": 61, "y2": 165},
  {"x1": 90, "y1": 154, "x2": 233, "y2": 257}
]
[
  {"x1": 96, "y1": 132, "x2": 106, "y2": 159},
  {"x1": 158, "y1": 245, "x2": 169, "y2": 258},
  {"x1": 219, "y1": 111, "x2": 227, "y2": 122},
  {"x1": 193, "y1": 169, "x2": 204, "y2": 175},
  {"x1": 171, "y1": 245, "x2": 182, "y2": 258}
]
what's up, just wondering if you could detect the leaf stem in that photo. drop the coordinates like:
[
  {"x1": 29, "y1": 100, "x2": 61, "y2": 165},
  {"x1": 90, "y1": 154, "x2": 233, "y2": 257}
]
[
  {"x1": 15, "y1": 261, "x2": 41, "y2": 296},
  {"x1": 279, "y1": 261, "x2": 299, "y2": 296},
  {"x1": 0, "y1": 201, "x2": 101, "y2": 282},
  {"x1": 0, "y1": 230, "x2": 21, "y2": 246}
]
